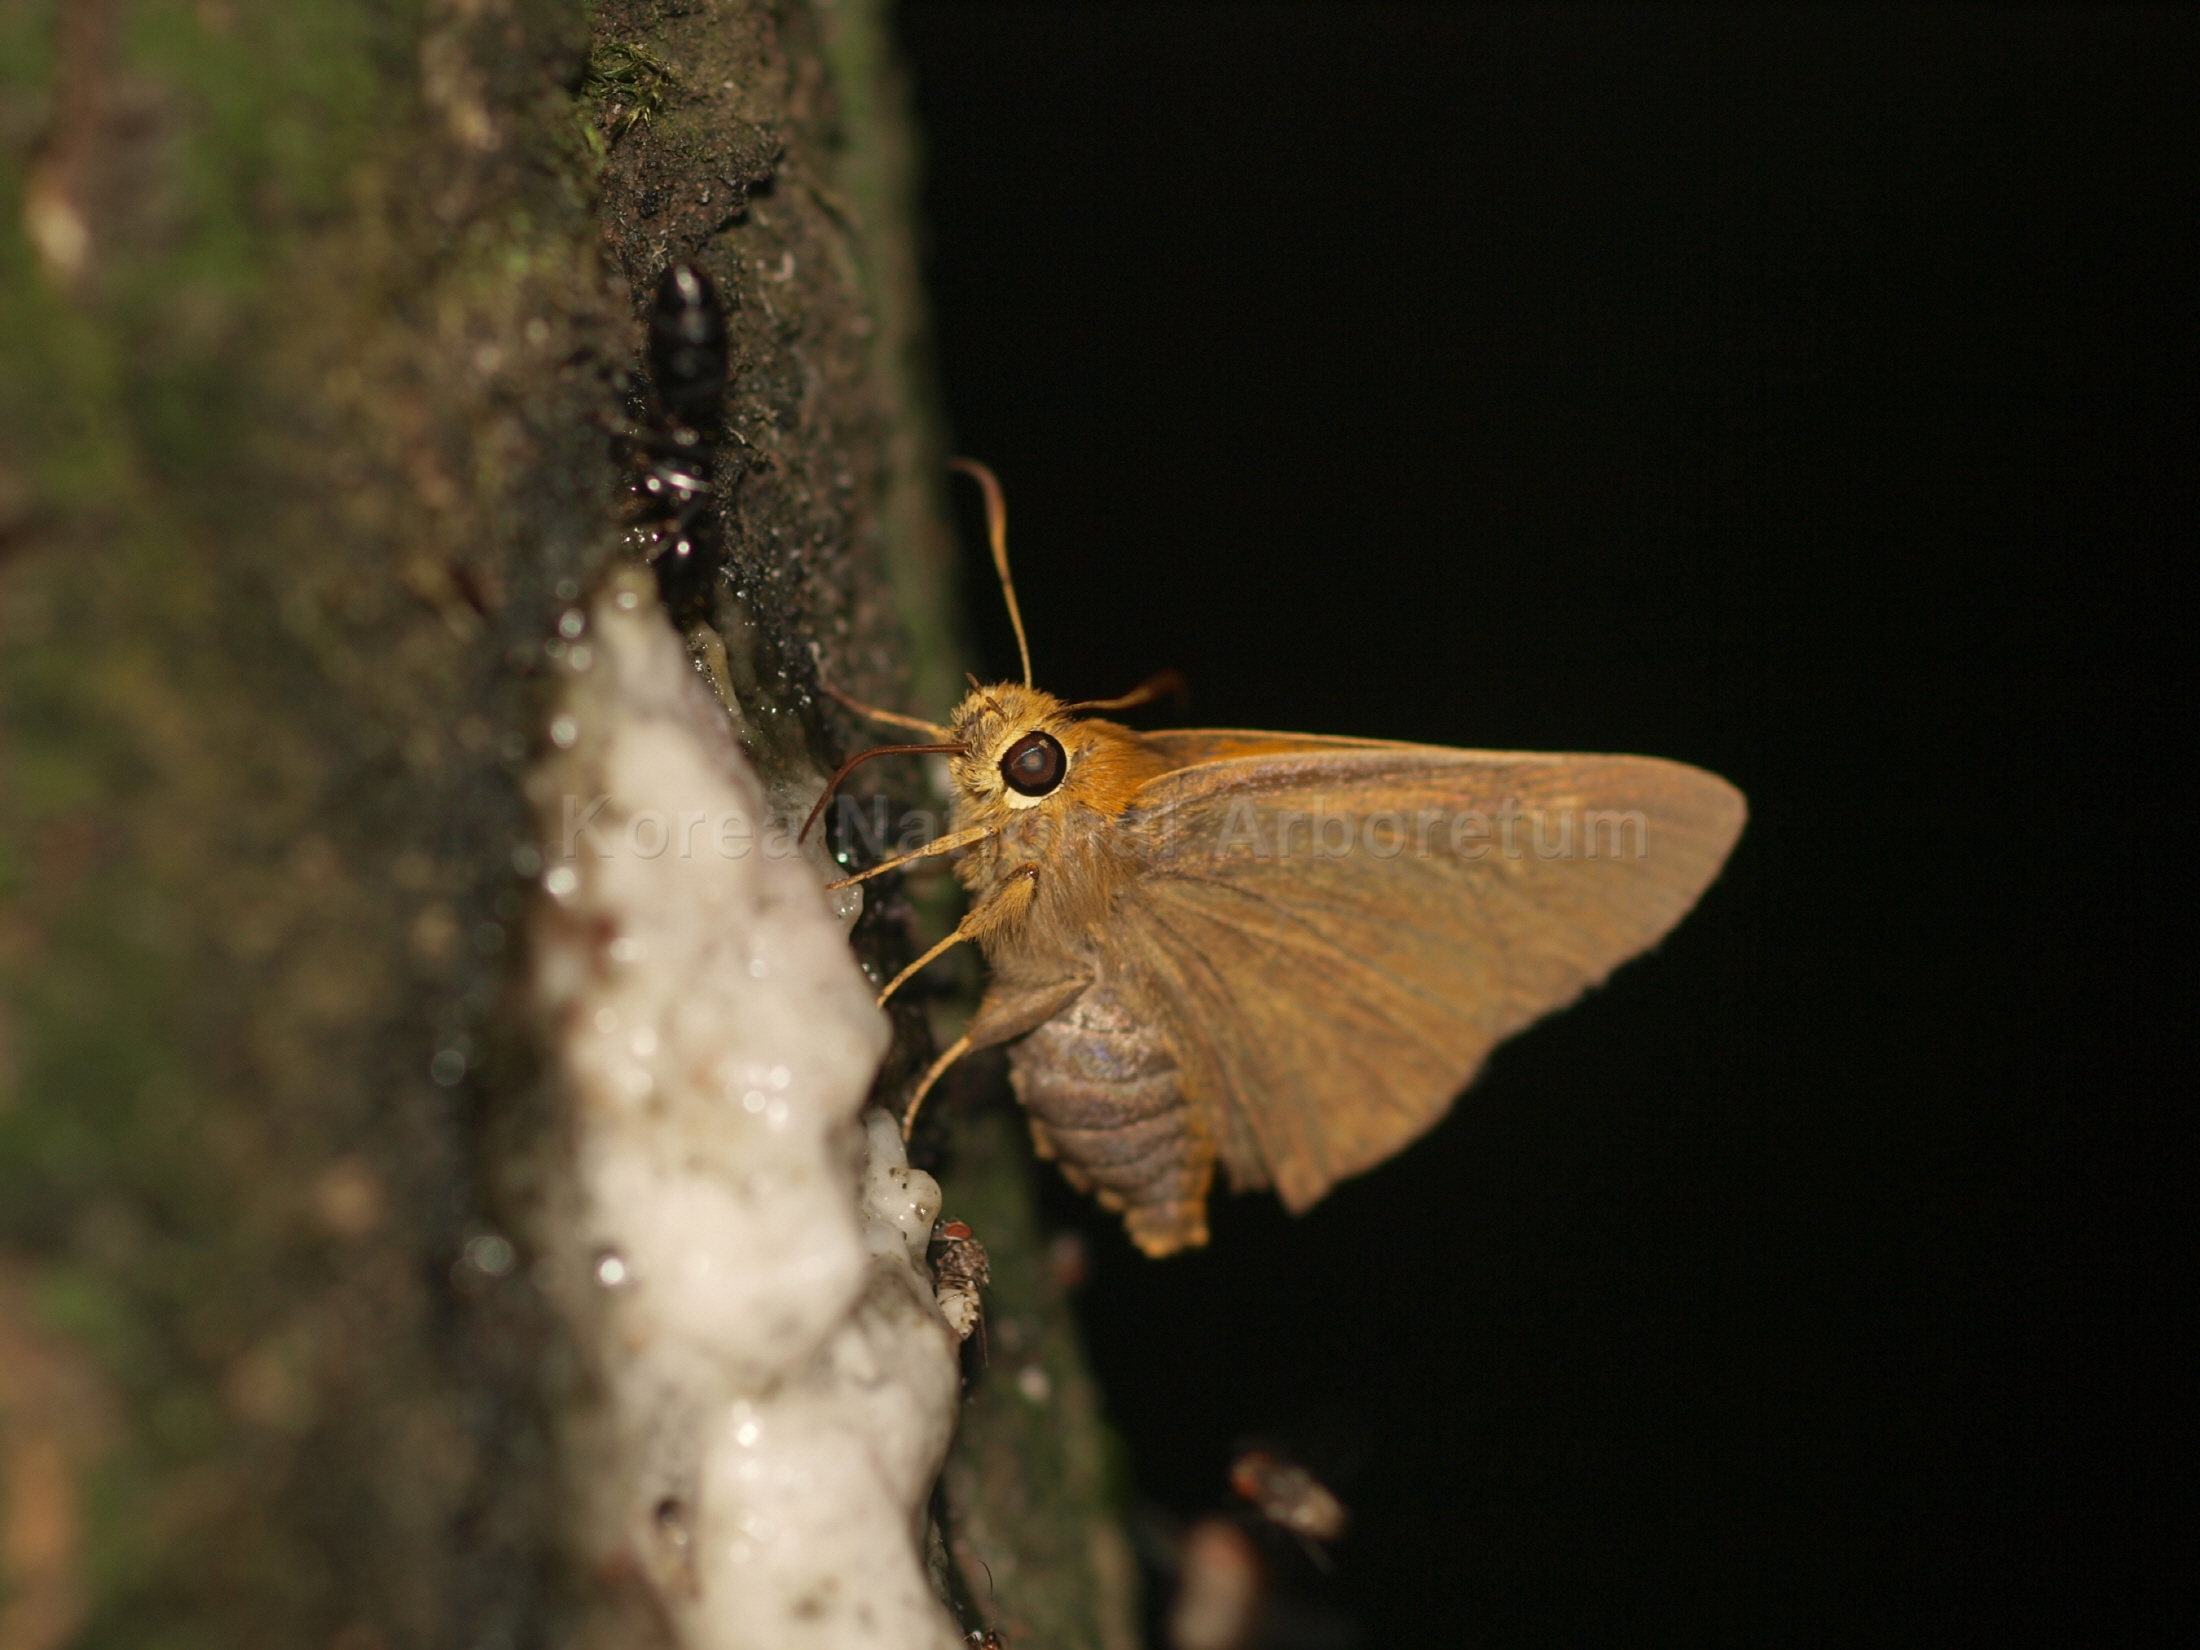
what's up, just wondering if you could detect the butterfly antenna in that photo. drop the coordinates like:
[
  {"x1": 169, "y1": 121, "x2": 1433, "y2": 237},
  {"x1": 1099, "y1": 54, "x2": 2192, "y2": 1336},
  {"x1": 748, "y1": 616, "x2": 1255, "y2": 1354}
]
[
  {"x1": 1066, "y1": 668, "x2": 1190, "y2": 717},
  {"x1": 949, "y1": 457, "x2": 1032, "y2": 688}
]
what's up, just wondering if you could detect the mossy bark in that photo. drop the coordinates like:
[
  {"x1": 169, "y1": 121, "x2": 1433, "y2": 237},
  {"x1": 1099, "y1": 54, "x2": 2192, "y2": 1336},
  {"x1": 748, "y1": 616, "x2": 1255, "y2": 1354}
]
[{"x1": 0, "y1": 2, "x2": 1132, "y2": 1645}]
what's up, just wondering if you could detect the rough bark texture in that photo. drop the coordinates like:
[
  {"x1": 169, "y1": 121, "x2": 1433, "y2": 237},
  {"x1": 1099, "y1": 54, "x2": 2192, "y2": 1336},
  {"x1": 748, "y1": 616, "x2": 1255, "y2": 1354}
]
[{"x1": 0, "y1": 2, "x2": 1132, "y2": 1645}]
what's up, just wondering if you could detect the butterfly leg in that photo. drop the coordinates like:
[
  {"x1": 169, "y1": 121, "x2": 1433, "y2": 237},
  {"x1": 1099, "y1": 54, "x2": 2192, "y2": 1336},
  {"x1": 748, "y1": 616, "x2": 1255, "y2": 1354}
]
[
  {"x1": 890, "y1": 867, "x2": 1042, "y2": 1138},
  {"x1": 900, "y1": 1035, "x2": 971, "y2": 1142},
  {"x1": 877, "y1": 865, "x2": 1039, "y2": 1009},
  {"x1": 826, "y1": 822, "x2": 999, "y2": 890},
  {"x1": 820, "y1": 681, "x2": 952, "y2": 740}
]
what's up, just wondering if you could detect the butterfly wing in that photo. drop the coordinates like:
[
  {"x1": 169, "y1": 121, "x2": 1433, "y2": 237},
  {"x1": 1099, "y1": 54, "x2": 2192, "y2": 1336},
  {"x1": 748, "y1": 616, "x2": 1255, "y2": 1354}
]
[{"x1": 1111, "y1": 735, "x2": 1745, "y2": 1212}]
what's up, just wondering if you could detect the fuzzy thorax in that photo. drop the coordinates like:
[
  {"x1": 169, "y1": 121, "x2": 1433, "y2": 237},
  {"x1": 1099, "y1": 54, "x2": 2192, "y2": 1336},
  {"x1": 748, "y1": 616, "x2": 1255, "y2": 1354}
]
[{"x1": 939, "y1": 683, "x2": 1172, "y2": 954}]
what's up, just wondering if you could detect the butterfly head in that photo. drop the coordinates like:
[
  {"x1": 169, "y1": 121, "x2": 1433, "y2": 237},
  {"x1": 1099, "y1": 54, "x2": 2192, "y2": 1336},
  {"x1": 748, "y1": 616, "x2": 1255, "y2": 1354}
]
[{"x1": 945, "y1": 681, "x2": 1079, "y2": 815}]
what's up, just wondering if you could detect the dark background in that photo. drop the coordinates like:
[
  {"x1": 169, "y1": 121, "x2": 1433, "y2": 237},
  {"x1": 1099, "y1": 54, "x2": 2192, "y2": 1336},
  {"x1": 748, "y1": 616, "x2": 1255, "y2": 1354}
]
[{"x1": 896, "y1": 6, "x2": 2190, "y2": 1644}]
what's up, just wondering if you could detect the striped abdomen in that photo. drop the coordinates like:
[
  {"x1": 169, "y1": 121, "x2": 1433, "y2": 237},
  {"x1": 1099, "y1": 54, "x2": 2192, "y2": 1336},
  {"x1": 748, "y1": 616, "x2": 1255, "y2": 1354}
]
[{"x1": 1007, "y1": 987, "x2": 1215, "y2": 1255}]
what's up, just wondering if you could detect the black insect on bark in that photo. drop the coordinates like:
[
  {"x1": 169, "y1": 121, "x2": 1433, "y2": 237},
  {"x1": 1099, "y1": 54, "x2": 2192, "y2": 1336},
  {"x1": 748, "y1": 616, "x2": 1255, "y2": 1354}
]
[{"x1": 626, "y1": 262, "x2": 731, "y2": 621}]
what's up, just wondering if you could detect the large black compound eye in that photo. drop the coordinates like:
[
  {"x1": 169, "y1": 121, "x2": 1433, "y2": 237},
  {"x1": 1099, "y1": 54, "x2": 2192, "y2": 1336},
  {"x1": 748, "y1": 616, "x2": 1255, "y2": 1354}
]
[{"x1": 999, "y1": 730, "x2": 1067, "y2": 798}]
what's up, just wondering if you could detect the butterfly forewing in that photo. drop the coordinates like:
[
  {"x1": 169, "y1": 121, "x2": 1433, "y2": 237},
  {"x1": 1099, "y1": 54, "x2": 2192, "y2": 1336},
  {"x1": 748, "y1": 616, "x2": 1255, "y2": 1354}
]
[{"x1": 1116, "y1": 738, "x2": 1746, "y2": 1211}]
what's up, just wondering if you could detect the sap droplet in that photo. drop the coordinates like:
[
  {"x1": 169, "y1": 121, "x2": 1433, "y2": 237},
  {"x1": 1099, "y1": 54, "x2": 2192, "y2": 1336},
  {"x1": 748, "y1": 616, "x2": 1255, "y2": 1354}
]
[{"x1": 654, "y1": 1498, "x2": 691, "y2": 1549}]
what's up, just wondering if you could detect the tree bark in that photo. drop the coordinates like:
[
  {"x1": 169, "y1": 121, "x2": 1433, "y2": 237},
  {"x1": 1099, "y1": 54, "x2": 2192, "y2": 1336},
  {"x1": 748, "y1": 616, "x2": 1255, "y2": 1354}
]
[{"x1": 0, "y1": 2, "x2": 1133, "y2": 1645}]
